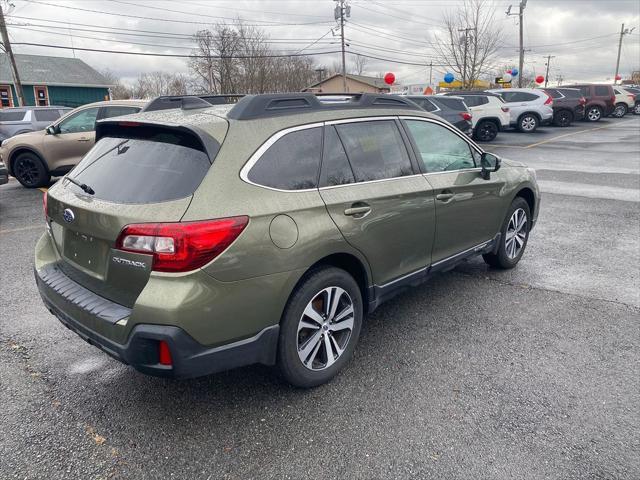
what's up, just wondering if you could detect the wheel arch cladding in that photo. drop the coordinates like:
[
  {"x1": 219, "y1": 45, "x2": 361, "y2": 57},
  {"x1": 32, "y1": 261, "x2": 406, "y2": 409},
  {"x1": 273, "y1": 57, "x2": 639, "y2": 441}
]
[
  {"x1": 299, "y1": 253, "x2": 371, "y2": 314},
  {"x1": 10, "y1": 148, "x2": 47, "y2": 175},
  {"x1": 515, "y1": 187, "x2": 535, "y2": 219}
]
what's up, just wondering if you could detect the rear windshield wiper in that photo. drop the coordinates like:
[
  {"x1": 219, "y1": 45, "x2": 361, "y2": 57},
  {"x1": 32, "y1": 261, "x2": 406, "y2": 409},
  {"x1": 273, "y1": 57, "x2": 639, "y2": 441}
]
[{"x1": 64, "y1": 176, "x2": 95, "y2": 195}]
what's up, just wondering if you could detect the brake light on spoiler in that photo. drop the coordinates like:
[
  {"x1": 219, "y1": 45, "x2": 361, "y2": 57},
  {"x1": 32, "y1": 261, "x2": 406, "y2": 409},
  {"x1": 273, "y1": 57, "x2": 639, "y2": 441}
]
[{"x1": 115, "y1": 216, "x2": 249, "y2": 272}]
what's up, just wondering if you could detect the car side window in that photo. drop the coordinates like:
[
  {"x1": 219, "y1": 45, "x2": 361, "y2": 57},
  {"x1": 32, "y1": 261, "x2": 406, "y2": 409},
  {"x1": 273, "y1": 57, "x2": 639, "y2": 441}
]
[
  {"x1": 320, "y1": 126, "x2": 355, "y2": 188},
  {"x1": 335, "y1": 120, "x2": 413, "y2": 182},
  {"x1": 546, "y1": 89, "x2": 562, "y2": 99},
  {"x1": 100, "y1": 106, "x2": 141, "y2": 119},
  {"x1": 34, "y1": 109, "x2": 62, "y2": 122},
  {"x1": 595, "y1": 86, "x2": 610, "y2": 96},
  {"x1": 462, "y1": 96, "x2": 480, "y2": 107},
  {"x1": 247, "y1": 127, "x2": 322, "y2": 190},
  {"x1": 404, "y1": 120, "x2": 476, "y2": 173},
  {"x1": 578, "y1": 86, "x2": 590, "y2": 96},
  {"x1": 58, "y1": 107, "x2": 100, "y2": 134}
]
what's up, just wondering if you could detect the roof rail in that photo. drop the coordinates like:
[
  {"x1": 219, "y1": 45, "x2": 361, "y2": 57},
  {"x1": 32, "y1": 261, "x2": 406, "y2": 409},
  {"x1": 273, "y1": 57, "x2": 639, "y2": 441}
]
[
  {"x1": 226, "y1": 93, "x2": 420, "y2": 120},
  {"x1": 142, "y1": 94, "x2": 245, "y2": 112}
]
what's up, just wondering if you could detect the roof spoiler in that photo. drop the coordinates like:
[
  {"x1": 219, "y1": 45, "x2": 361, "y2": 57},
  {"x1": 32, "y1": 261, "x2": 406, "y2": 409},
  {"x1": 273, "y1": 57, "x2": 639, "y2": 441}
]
[
  {"x1": 142, "y1": 94, "x2": 245, "y2": 112},
  {"x1": 226, "y1": 93, "x2": 420, "y2": 120}
]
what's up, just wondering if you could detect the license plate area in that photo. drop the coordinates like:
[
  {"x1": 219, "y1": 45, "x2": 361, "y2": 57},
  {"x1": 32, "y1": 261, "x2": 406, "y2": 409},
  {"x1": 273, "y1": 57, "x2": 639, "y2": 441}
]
[{"x1": 63, "y1": 229, "x2": 108, "y2": 278}]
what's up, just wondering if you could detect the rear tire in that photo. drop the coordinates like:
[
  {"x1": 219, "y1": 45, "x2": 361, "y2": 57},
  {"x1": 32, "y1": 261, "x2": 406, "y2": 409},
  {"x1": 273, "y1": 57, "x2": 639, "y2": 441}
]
[
  {"x1": 633, "y1": 103, "x2": 640, "y2": 115},
  {"x1": 12, "y1": 152, "x2": 50, "y2": 188},
  {"x1": 517, "y1": 113, "x2": 538, "y2": 133},
  {"x1": 612, "y1": 103, "x2": 627, "y2": 118},
  {"x1": 585, "y1": 105, "x2": 602, "y2": 122},
  {"x1": 278, "y1": 266, "x2": 363, "y2": 388},
  {"x1": 473, "y1": 120, "x2": 498, "y2": 142},
  {"x1": 553, "y1": 109, "x2": 573, "y2": 127},
  {"x1": 483, "y1": 197, "x2": 531, "y2": 269}
]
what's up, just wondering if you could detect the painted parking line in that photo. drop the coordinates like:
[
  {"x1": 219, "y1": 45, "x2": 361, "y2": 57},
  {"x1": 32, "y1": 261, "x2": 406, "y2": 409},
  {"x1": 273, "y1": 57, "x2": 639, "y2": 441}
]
[
  {"x1": 538, "y1": 180, "x2": 640, "y2": 202},
  {"x1": 484, "y1": 118, "x2": 637, "y2": 150},
  {"x1": 0, "y1": 224, "x2": 45, "y2": 235}
]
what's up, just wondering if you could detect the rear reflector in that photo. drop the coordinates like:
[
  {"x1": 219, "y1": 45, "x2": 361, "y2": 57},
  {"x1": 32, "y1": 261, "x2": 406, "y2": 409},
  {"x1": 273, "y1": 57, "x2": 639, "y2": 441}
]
[
  {"x1": 579, "y1": 97, "x2": 586, "y2": 105},
  {"x1": 158, "y1": 340, "x2": 172, "y2": 366},
  {"x1": 459, "y1": 112, "x2": 472, "y2": 121},
  {"x1": 116, "y1": 216, "x2": 249, "y2": 273}
]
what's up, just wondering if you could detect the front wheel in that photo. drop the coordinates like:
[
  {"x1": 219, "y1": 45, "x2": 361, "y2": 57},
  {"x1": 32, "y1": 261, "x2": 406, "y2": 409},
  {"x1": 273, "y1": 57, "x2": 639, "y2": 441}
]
[
  {"x1": 278, "y1": 266, "x2": 363, "y2": 388},
  {"x1": 13, "y1": 152, "x2": 50, "y2": 188},
  {"x1": 518, "y1": 114, "x2": 538, "y2": 133},
  {"x1": 585, "y1": 106, "x2": 602, "y2": 122},
  {"x1": 483, "y1": 197, "x2": 531, "y2": 269},
  {"x1": 612, "y1": 103, "x2": 627, "y2": 118},
  {"x1": 473, "y1": 120, "x2": 498, "y2": 142}
]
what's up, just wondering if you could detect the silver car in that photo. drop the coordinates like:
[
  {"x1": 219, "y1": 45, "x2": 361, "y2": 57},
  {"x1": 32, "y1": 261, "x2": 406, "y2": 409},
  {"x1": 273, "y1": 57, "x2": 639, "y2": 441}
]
[
  {"x1": 0, "y1": 106, "x2": 72, "y2": 142},
  {"x1": 487, "y1": 88, "x2": 554, "y2": 133}
]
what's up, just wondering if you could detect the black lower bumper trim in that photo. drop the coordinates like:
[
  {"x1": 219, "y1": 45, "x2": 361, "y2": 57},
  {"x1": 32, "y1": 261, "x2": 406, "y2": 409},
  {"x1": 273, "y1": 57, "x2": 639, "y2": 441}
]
[{"x1": 37, "y1": 268, "x2": 279, "y2": 379}]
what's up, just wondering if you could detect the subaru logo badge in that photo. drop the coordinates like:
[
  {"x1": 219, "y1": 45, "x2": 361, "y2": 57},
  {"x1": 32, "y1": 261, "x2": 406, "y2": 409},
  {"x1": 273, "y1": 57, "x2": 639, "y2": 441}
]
[{"x1": 63, "y1": 208, "x2": 75, "y2": 223}]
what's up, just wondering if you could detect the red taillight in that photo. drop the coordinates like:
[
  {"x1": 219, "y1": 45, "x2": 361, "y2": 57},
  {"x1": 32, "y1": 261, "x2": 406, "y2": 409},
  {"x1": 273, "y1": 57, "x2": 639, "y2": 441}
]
[
  {"x1": 544, "y1": 94, "x2": 553, "y2": 105},
  {"x1": 501, "y1": 106, "x2": 510, "y2": 112},
  {"x1": 43, "y1": 191, "x2": 48, "y2": 219},
  {"x1": 115, "y1": 216, "x2": 249, "y2": 273},
  {"x1": 579, "y1": 97, "x2": 586, "y2": 105},
  {"x1": 158, "y1": 341, "x2": 172, "y2": 366},
  {"x1": 459, "y1": 112, "x2": 472, "y2": 121}
]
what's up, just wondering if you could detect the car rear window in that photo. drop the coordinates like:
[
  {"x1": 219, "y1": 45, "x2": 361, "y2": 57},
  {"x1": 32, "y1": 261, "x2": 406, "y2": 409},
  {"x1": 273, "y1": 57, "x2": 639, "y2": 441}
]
[
  {"x1": 66, "y1": 128, "x2": 214, "y2": 203},
  {"x1": 247, "y1": 127, "x2": 322, "y2": 190},
  {"x1": 0, "y1": 111, "x2": 26, "y2": 121},
  {"x1": 432, "y1": 97, "x2": 466, "y2": 111},
  {"x1": 34, "y1": 109, "x2": 62, "y2": 122}
]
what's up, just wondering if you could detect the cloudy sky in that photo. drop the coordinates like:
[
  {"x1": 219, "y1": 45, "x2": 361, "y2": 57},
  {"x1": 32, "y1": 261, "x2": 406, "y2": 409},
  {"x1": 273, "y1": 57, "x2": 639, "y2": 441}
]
[{"x1": 4, "y1": 0, "x2": 640, "y2": 87}]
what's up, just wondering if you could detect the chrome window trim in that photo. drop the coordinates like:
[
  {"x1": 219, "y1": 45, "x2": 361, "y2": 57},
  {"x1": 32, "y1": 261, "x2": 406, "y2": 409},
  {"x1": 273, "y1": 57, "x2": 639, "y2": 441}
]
[{"x1": 240, "y1": 116, "x2": 424, "y2": 193}]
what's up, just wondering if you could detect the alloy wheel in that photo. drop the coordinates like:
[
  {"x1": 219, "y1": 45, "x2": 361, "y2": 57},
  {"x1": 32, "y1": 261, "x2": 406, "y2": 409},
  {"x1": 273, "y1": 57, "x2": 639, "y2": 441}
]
[
  {"x1": 613, "y1": 105, "x2": 626, "y2": 118},
  {"x1": 505, "y1": 208, "x2": 527, "y2": 259},
  {"x1": 587, "y1": 108, "x2": 601, "y2": 121},
  {"x1": 478, "y1": 122, "x2": 497, "y2": 141},
  {"x1": 297, "y1": 286, "x2": 354, "y2": 371},
  {"x1": 634, "y1": 104, "x2": 640, "y2": 115},
  {"x1": 14, "y1": 157, "x2": 40, "y2": 186},
  {"x1": 521, "y1": 116, "x2": 536, "y2": 131}
]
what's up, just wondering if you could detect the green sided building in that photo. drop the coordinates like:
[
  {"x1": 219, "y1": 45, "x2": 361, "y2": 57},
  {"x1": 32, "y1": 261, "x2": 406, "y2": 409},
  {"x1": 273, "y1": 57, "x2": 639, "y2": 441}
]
[{"x1": 0, "y1": 54, "x2": 113, "y2": 108}]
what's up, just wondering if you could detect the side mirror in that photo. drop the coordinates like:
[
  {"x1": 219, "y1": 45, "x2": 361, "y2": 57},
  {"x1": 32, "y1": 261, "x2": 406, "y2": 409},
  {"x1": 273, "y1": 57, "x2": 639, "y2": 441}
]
[
  {"x1": 480, "y1": 152, "x2": 501, "y2": 179},
  {"x1": 46, "y1": 125, "x2": 58, "y2": 135}
]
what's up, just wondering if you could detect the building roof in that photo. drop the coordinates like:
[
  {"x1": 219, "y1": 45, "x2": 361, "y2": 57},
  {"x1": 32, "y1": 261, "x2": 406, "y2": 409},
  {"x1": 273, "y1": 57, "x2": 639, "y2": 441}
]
[
  {"x1": 305, "y1": 73, "x2": 391, "y2": 90},
  {"x1": 0, "y1": 54, "x2": 112, "y2": 88}
]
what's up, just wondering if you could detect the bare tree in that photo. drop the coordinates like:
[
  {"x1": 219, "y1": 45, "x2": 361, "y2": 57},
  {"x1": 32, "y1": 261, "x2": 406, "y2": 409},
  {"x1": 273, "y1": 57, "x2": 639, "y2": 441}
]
[
  {"x1": 351, "y1": 54, "x2": 368, "y2": 76},
  {"x1": 132, "y1": 72, "x2": 188, "y2": 98},
  {"x1": 433, "y1": 0, "x2": 503, "y2": 89},
  {"x1": 99, "y1": 69, "x2": 132, "y2": 99},
  {"x1": 189, "y1": 21, "x2": 319, "y2": 93}
]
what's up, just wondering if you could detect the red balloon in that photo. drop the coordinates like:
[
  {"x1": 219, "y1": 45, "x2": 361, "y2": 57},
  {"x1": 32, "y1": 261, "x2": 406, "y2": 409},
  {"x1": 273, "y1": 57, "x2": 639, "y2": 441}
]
[
  {"x1": 384, "y1": 72, "x2": 395, "y2": 85},
  {"x1": 615, "y1": 74, "x2": 622, "y2": 80},
  {"x1": 506, "y1": 69, "x2": 512, "y2": 74},
  {"x1": 535, "y1": 75, "x2": 544, "y2": 84}
]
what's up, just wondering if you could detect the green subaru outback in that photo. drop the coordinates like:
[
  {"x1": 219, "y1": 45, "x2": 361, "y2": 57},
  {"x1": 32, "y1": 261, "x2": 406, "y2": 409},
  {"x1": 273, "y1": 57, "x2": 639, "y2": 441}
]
[{"x1": 35, "y1": 93, "x2": 539, "y2": 387}]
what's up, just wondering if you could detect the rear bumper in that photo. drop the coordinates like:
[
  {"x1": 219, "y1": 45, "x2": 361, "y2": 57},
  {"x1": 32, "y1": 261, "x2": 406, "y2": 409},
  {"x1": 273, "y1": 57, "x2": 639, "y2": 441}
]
[{"x1": 35, "y1": 265, "x2": 279, "y2": 378}]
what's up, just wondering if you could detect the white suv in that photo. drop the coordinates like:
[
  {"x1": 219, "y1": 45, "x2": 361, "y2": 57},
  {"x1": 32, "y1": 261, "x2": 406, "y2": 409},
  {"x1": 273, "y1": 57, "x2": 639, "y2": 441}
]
[
  {"x1": 612, "y1": 87, "x2": 635, "y2": 117},
  {"x1": 487, "y1": 88, "x2": 554, "y2": 133},
  {"x1": 441, "y1": 92, "x2": 510, "y2": 142}
]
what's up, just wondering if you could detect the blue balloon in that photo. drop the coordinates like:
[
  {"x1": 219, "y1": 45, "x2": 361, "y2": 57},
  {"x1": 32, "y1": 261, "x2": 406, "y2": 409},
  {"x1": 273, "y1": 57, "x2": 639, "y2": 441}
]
[
  {"x1": 511, "y1": 68, "x2": 519, "y2": 77},
  {"x1": 444, "y1": 73, "x2": 455, "y2": 83}
]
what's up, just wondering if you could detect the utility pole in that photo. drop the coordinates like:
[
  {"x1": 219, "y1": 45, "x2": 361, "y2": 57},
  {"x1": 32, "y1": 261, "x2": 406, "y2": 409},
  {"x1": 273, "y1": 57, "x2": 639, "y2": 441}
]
[
  {"x1": 544, "y1": 55, "x2": 555, "y2": 88},
  {"x1": 507, "y1": 0, "x2": 527, "y2": 87},
  {"x1": 556, "y1": 75, "x2": 564, "y2": 86},
  {"x1": 0, "y1": 2, "x2": 25, "y2": 106},
  {"x1": 458, "y1": 27, "x2": 475, "y2": 89},
  {"x1": 334, "y1": 0, "x2": 350, "y2": 92},
  {"x1": 429, "y1": 61, "x2": 433, "y2": 85},
  {"x1": 614, "y1": 23, "x2": 635, "y2": 84}
]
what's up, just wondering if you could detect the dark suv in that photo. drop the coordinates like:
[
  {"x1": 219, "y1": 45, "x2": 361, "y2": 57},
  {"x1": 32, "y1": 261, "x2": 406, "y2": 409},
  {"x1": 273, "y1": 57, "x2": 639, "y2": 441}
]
[
  {"x1": 542, "y1": 88, "x2": 586, "y2": 127},
  {"x1": 570, "y1": 84, "x2": 615, "y2": 122},
  {"x1": 406, "y1": 95, "x2": 472, "y2": 136}
]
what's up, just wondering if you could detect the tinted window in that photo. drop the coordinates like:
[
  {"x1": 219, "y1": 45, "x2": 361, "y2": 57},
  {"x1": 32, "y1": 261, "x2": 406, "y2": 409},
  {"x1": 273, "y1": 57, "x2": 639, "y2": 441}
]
[
  {"x1": 320, "y1": 126, "x2": 355, "y2": 187},
  {"x1": 101, "y1": 106, "x2": 141, "y2": 119},
  {"x1": 34, "y1": 109, "x2": 62, "y2": 122},
  {"x1": 433, "y1": 97, "x2": 466, "y2": 111},
  {"x1": 409, "y1": 97, "x2": 437, "y2": 111},
  {"x1": 460, "y1": 95, "x2": 487, "y2": 107},
  {"x1": 595, "y1": 86, "x2": 610, "y2": 96},
  {"x1": 0, "y1": 111, "x2": 26, "y2": 121},
  {"x1": 247, "y1": 127, "x2": 322, "y2": 190},
  {"x1": 578, "y1": 86, "x2": 590, "y2": 96},
  {"x1": 67, "y1": 133, "x2": 211, "y2": 203},
  {"x1": 335, "y1": 120, "x2": 413, "y2": 182},
  {"x1": 545, "y1": 89, "x2": 562, "y2": 99},
  {"x1": 58, "y1": 107, "x2": 99, "y2": 134},
  {"x1": 405, "y1": 120, "x2": 476, "y2": 172},
  {"x1": 558, "y1": 89, "x2": 581, "y2": 99}
]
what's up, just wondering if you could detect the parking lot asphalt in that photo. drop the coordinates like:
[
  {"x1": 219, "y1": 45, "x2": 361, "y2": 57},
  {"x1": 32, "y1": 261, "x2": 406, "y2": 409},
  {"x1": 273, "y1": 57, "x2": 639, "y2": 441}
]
[{"x1": 1, "y1": 116, "x2": 639, "y2": 480}]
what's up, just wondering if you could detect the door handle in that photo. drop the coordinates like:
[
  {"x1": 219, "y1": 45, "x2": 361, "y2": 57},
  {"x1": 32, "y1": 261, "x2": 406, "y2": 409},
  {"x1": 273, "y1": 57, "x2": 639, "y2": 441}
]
[
  {"x1": 78, "y1": 137, "x2": 91, "y2": 142},
  {"x1": 436, "y1": 192, "x2": 455, "y2": 202},
  {"x1": 344, "y1": 204, "x2": 371, "y2": 217}
]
